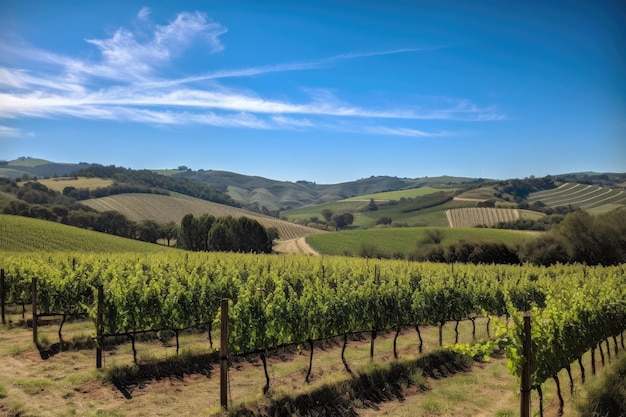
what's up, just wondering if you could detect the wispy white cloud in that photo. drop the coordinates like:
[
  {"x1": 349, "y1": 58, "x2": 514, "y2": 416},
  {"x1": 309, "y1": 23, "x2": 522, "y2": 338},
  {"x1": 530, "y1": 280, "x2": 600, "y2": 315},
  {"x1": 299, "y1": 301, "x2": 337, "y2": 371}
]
[
  {"x1": 0, "y1": 9, "x2": 505, "y2": 135},
  {"x1": 363, "y1": 126, "x2": 452, "y2": 137},
  {"x1": 0, "y1": 125, "x2": 33, "y2": 138},
  {"x1": 138, "y1": 7, "x2": 151, "y2": 20},
  {"x1": 83, "y1": 11, "x2": 226, "y2": 81}
]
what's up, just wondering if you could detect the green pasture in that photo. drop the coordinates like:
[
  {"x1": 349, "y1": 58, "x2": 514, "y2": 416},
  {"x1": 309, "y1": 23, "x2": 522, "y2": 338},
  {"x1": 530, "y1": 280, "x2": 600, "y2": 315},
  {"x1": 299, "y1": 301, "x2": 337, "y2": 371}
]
[
  {"x1": 352, "y1": 203, "x2": 453, "y2": 228},
  {"x1": 0, "y1": 214, "x2": 175, "y2": 253},
  {"x1": 282, "y1": 201, "x2": 369, "y2": 221},
  {"x1": 283, "y1": 198, "x2": 478, "y2": 229},
  {"x1": 455, "y1": 185, "x2": 497, "y2": 200},
  {"x1": 6, "y1": 158, "x2": 51, "y2": 167},
  {"x1": 341, "y1": 186, "x2": 442, "y2": 202},
  {"x1": 305, "y1": 226, "x2": 539, "y2": 257}
]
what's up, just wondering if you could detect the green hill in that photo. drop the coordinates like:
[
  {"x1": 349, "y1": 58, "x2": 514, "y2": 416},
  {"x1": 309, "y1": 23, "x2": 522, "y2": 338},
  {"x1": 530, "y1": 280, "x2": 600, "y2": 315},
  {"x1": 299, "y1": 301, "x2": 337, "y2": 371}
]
[
  {"x1": 178, "y1": 169, "x2": 477, "y2": 211},
  {"x1": 0, "y1": 157, "x2": 91, "y2": 179},
  {"x1": 0, "y1": 214, "x2": 174, "y2": 253},
  {"x1": 282, "y1": 190, "x2": 475, "y2": 230},
  {"x1": 306, "y1": 227, "x2": 539, "y2": 258}
]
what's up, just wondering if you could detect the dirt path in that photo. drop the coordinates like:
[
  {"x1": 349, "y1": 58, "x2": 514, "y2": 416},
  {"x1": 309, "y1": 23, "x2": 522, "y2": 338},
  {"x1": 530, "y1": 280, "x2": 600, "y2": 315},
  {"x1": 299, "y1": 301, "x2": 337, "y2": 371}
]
[{"x1": 273, "y1": 237, "x2": 319, "y2": 255}]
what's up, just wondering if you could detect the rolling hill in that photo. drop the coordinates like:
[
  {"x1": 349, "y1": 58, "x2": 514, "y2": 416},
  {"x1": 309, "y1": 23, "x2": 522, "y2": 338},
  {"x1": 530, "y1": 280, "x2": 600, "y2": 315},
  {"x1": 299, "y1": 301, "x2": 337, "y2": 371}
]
[
  {"x1": 305, "y1": 226, "x2": 539, "y2": 258},
  {"x1": 0, "y1": 157, "x2": 92, "y2": 179},
  {"x1": 80, "y1": 192, "x2": 325, "y2": 240},
  {"x1": 175, "y1": 169, "x2": 477, "y2": 211},
  {"x1": 0, "y1": 214, "x2": 174, "y2": 253},
  {"x1": 527, "y1": 183, "x2": 626, "y2": 213}
]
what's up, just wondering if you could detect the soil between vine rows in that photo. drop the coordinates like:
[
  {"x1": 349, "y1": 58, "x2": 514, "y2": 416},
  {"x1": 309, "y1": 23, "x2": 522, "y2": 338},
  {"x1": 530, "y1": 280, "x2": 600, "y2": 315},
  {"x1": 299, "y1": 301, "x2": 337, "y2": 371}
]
[{"x1": 0, "y1": 311, "x2": 585, "y2": 417}]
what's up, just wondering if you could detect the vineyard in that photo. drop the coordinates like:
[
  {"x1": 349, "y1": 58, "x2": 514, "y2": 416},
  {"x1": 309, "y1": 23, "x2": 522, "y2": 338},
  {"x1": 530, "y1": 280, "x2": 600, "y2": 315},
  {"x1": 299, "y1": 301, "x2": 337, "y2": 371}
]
[
  {"x1": 1, "y1": 252, "x2": 625, "y2": 415},
  {"x1": 80, "y1": 193, "x2": 325, "y2": 240},
  {"x1": 445, "y1": 207, "x2": 519, "y2": 227},
  {"x1": 0, "y1": 214, "x2": 173, "y2": 253},
  {"x1": 527, "y1": 183, "x2": 626, "y2": 212}
]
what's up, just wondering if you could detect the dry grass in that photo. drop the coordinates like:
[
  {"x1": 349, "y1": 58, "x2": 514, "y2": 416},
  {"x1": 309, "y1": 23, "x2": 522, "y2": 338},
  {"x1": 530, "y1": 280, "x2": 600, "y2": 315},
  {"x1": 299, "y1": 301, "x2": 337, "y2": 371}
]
[
  {"x1": 1, "y1": 306, "x2": 617, "y2": 417},
  {"x1": 33, "y1": 177, "x2": 114, "y2": 192},
  {"x1": 80, "y1": 193, "x2": 325, "y2": 240}
]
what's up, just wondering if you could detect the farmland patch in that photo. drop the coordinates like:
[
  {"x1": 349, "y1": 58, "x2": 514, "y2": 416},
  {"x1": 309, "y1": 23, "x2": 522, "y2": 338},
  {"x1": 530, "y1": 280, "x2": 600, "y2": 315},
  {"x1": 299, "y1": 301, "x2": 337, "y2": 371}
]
[{"x1": 445, "y1": 208, "x2": 519, "y2": 228}]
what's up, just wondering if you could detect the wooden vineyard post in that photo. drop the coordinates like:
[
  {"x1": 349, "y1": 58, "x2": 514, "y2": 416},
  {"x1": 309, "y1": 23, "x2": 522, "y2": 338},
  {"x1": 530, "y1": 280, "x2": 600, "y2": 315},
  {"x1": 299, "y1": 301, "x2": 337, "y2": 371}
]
[
  {"x1": 220, "y1": 298, "x2": 229, "y2": 410},
  {"x1": 96, "y1": 285, "x2": 104, "y2": 369},
  {"x1": 31, "y1": 278, "x2": 38, "y2": 346},
  {"x1": 1, "y1": 269, "x2": 5, "y2": 325},
  {"x1": 521, "y1": 312, "x2": 531, "y2": 417}
]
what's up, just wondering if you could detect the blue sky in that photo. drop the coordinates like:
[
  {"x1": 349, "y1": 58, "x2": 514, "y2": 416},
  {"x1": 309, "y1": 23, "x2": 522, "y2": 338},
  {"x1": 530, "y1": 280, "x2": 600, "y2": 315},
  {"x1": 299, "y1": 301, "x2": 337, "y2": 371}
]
[{"x1": 1, "y1": 1, "x2": 624, "y2": 184}]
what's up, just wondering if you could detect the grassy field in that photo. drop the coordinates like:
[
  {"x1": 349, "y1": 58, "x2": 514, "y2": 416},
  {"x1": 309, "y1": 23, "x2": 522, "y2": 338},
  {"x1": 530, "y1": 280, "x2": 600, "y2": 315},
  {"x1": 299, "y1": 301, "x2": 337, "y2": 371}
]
[
  {"x1": 33, "y1": 177, "x2": 114, "y2": 192},
  {"x1": 341, "y1": 187, "x2": 443, "y2": 202},
  {"x1": 455, "y1": 185, "x2": 497, "y2": 200},
  {"x1": 305, "y1": 227, "x2": 538, "y2": 257},
  {"x1": 0, "y1": 214, "x2": 174, "y2": 253},
  {"x1": 283, "y1": 198, "x2": 476, "y2": 229},
  {"x1": 0, "y1": 303, "x2": 614, "y2": 417}
]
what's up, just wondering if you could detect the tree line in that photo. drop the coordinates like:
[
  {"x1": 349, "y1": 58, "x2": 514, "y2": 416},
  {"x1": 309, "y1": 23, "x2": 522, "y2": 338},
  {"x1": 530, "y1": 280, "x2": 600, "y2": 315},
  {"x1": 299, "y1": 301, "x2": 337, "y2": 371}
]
[
  {"x1": 405, "y1": 207, "x2": 626, "y2": 266},
  {"x1": 177, "y1": 213, "x2": 277, "y2": 253}
]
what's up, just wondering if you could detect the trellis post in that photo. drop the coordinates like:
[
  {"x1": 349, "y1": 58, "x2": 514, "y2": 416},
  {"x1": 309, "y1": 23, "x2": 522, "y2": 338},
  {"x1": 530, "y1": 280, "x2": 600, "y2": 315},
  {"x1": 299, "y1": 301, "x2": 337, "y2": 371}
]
[
  {"x1": 31, "y1": 278, "x2": 38, "y2": 346},
  {"x1": 521, "y1": 312, "x2": 531, "y2": 417},
  {"x1": 220, "y1": 298, "x2": 229, "y2": 410}
]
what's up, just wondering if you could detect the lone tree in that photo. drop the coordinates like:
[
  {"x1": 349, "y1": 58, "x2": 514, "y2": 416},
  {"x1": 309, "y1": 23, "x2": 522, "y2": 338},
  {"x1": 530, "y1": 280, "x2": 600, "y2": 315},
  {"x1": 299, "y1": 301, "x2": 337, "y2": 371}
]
[
  {"x1": 321, "y1": 208, "x2": 334, "y2": 222},
  {"x1": 332, "y1": 212, "x2": 354, "y2": 230}
]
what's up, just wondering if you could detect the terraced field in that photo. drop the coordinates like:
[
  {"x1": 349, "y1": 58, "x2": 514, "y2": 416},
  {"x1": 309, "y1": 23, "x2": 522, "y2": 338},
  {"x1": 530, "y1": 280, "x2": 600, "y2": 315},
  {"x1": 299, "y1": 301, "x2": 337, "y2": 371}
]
[
  {"x1": 81, "y1": 193, "x2": 325, "y2": 240},
  {"x1": 445, "y1": 207, "x2": 519, "y2": 228},
  {"x1": 527, "y1": 183, "x2": 626, "y2": 211}
]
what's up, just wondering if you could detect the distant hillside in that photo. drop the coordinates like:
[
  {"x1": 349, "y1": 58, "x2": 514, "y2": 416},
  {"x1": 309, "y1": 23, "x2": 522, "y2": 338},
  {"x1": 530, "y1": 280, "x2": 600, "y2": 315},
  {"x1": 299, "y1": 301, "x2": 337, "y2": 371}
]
[
  {"x1": 527, "y1": 183, "x2": 626, "y2": 213},
  {"x1": 177, "y1": 169, "x2": 477, "y2": 211},
  {"x1": 0, "y1": 157, "x2": 91, "y2": 179},
  {"x1": 0, "y1": 214, "x2": 173, "y2": 253},
  {"x1": 80, "y1": 193, "x2": 325, "y2": 240}
]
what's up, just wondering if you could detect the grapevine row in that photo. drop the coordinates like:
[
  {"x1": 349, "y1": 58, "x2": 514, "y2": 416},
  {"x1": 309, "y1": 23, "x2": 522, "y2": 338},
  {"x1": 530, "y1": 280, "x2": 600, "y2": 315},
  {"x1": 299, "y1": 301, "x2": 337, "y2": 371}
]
[{"x1": 2, "y1": 252, "x2": 625, "y2": 400}]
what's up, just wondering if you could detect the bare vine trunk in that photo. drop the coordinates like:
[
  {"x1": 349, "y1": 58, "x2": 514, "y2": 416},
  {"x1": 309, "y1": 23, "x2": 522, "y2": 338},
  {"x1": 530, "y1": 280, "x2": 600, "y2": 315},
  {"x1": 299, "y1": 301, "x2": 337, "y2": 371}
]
[
  {"x1": 591, "y1": 347, "x2": 596, "y2": 375},
  {"x1": 598, "y1": 342, "x2": 605, "y2": 366},
  {"x1": 260, "y1": 351, "x2": 270, "y2": 394},
  {"x1": 578, "y1": 356, "x2": 585, "y2": 384},
  {"x1": 341, "y1": 333, "x2": 352, "y2": 375},
  {"x1": 370, "y1": 330, "x2": 377, "y2": 359},
  {"x1": 58, "y1": 313, "x2": 67, "y2": 350},
  {"x1": 564, "y1": 364, "x2": 574, "y2": 395},
  {"x1": 470, "y1": 318, "x2": 476, "y2": 341},
  {"x1": 415, "y1": 325, "x2": 423, "y2": 353},
  {"x1": 129, "y1": 334, "x2": 138, "y2": 364},
  {"x1": 393, "y1": 326, "x2": 401, "y2": 359},
  {"x1": 552, "y1": 374, "x2": 564, "y2": 416},
  {"x1": 305, "y1": 339, "x2": 314, "y2": 383},
  {"x1": 207, "y1": 322, "x2": 213, "y2": 350},
  {"x1": 438, "y1": 322, "x2": 444, "y2": 347}
]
